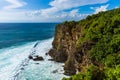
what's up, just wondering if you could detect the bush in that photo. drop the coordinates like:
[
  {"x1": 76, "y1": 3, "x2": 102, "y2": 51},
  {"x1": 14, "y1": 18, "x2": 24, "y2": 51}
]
[
  {"x1": 62, "y1": 8, "x2": 120, "y2": 80},
  {"x1": 63, "y1": 65, "x2": 105, "y2": 80}
]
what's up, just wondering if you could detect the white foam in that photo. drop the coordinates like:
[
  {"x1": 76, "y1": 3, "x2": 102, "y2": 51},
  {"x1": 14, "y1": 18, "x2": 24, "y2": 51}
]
[
  {"x1": 0, "y1": 38, "x2": 67, "y2": 80},
  {"x1": 32, "y1": 38, "x2": 53, "y2": 59},
  {"x1": 18, "y1": 38, "x2": 68, "y2": 80},
  {"x1": 0, "y1": 42, "x2": 36, "y2": 80}
]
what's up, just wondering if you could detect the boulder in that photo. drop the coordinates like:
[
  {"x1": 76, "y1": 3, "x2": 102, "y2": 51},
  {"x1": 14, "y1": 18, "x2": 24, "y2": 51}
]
[
  {"x1": 48, "y1": 58, "x2": 54, "y2": 61},
  {"x1": 28, "y1": 55, "x2": 33, "y2": 59},
  {"x1": 33, "y1": 55, "x2": 44, "y2": 61},
  {"x1": 52, "y1": 70, "x2": 58, "y2": 73}
]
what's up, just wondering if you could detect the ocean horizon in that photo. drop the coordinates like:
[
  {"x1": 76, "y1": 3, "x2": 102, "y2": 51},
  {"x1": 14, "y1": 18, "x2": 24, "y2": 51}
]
[{"x1": 0, "y1": 23, "x2": 58, "y2": 49}]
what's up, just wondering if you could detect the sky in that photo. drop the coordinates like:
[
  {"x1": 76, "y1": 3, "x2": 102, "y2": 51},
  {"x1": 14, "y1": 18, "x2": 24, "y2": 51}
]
[{"x1": 0, "y1": 0, "x2": 120, "y2": 23}]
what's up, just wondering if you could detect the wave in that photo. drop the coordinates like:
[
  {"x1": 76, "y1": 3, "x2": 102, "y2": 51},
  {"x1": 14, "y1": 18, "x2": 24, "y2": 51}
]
[
  {"x1": 0, "y1": 41, "x2": 36, "y2": 80},
  {"x1": 17, "y1": 38, "x2": 68, "y2": 80},
  {"x1": 11, "y1": 38, "x2": 54, "y2": 80},
  {"x1": 0, "y1": 38, "x2": 67, "y2": 80},
  {"x1": 0, "y1": 38, "x2": 52, "y2": 80}
]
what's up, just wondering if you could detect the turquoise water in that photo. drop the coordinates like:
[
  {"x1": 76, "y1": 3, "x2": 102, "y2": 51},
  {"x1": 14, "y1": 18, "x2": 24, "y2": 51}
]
[
  {"x1": 0, "y1": 23, "x2": 67, "y2": 80},
  {"x1": 0, "y1": 23, "x2": 56, "y2": 49}
]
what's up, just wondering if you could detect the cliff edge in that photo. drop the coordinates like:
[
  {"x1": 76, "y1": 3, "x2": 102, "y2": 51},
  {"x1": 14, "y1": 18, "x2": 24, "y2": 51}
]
[{"x1": 48, "y1": 8, "x2": 120, "y2": 80}]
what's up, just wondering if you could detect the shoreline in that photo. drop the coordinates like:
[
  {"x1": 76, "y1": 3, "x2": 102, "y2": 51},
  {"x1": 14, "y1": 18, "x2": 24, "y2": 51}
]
[{"x1": 1, "y1": 38, "x2": 67, "y2": 80}]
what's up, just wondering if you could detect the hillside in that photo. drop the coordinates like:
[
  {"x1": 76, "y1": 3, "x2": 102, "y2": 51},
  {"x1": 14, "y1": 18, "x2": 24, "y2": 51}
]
[{"x1": 48, "y1": 8, "x2": 120, "y2": 80}]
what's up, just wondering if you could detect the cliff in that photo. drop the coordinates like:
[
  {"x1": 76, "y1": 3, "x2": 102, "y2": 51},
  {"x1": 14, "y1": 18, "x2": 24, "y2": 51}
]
[{"x1": 48, "y1": 8, "x2": 120, "y2": 80}]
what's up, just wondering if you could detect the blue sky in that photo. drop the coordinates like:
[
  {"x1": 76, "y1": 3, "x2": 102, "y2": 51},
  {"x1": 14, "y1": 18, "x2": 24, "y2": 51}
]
[{"x1": 0, "y1": 0, "x2": 120, "y2": 22}]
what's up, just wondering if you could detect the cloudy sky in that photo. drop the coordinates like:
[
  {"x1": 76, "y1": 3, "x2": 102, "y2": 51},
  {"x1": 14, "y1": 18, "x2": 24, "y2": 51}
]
[{"x1": 0, "y1": 0, "x2": 119, "y2": 22}]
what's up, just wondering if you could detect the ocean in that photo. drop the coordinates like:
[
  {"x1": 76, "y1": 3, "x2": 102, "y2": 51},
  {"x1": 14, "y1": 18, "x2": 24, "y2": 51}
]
[{"x1": 0, "y1": 23, "x2": 66, "y2": 80}]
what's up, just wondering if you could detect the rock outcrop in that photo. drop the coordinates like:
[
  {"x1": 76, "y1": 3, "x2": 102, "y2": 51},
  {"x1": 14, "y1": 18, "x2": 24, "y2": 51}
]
[
  {"x1": 48, "y1": 21, "x2": 82, "y2": 75},
  {"x1": 29, "y1": 55, "x2": 44, "y2": 61}
]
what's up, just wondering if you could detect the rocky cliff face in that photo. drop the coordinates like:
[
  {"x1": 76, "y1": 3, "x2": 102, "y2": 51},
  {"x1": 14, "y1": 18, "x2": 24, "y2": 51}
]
[{"x1": 48, "y1": 21, "x2": 91, "y2": 75}]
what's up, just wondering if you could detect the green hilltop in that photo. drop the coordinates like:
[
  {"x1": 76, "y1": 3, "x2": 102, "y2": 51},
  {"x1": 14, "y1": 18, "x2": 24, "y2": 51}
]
[{"x1": 63, "y1": 8, "x2": 120, "y2": 80}]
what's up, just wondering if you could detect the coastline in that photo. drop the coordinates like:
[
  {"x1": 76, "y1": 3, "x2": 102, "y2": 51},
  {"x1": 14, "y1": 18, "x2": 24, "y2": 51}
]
[
  {"x1": 48, "y1": 8, "x2": 120, "y2": 80},
  {"x1": 16, "y1": 38, "x2": 68, "y2": 80},
  {"x1": 0, "y1": 38, "x2": 67, "y2": 80}
]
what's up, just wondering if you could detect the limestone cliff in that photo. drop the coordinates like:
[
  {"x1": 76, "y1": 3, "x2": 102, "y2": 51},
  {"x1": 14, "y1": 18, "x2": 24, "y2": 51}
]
[{"x1": 48, "y1": 21, "x2": 92, "y2": 75}]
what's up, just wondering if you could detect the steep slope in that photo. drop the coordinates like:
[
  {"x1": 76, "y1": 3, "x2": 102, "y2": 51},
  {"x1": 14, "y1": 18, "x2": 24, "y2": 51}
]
[{"x1": 48, "y1": 8, "x2": 120, "y2": 80}]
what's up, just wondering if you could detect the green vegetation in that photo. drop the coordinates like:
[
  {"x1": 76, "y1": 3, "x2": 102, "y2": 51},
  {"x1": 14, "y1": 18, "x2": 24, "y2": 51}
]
[
  {"x1": 57, "y1": 44, "x2": 61, "y2": 50},
  {"x1": 62, "y1": 8, "x2": 120, "y2": 80},
  {"x1": 63, "y1": 65, "x2": 105, "y2": 80},
  {"x1": 63, "y1": 65, "x2": 120, "y2": 80}
]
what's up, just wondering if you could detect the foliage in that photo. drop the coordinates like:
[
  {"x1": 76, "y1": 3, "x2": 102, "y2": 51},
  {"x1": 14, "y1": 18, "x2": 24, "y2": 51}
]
[
  {"x1": 61, "y1": 8, "x2": 120, "y2": 80},
  {"x1": 63, "y1": 65, "x2": 120, "y2": 80},
  {"x1": 63, "y1": 65, "x2": 105, "y2": 80},
  {"x1": 76, "y1": 8, "x2": 120, "y2": 63}
]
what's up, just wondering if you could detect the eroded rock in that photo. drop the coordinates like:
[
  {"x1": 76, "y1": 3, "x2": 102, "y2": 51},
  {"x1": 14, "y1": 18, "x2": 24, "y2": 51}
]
[
  {"x1": 33, "y1": 55, "x2": 44, "y2": 61},
  {"x1": 29, "y1": 55, "x2": 44, "y2": 61}
]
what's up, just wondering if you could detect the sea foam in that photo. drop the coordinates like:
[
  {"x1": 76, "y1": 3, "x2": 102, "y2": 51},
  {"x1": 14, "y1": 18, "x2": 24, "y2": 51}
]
[
  {"x1": 0, "y1": 38, "x2": 67, "y2": 80},
  {"x1": 17, "y1": 38, "x2": 67, "y2": 80},
  {"x1": 0, "y1": 41, "x2": 36, "y2": 80}
]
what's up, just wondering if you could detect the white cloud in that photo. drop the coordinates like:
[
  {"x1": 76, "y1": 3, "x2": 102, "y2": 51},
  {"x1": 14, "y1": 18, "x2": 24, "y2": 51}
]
[
  {"x1": 25, "y1": 9, "x2": 88, "y2": 22},
  {"x1": 115, "y1": 6, "x2": 119, "y2": 9},
  {"x1": 0, "y1": 0, "x2": 108, "y2": 22},
  {"x1": 39, "y1": 0, "x2": 108, "y2": 16},
  {"x1": 69, "y1": 9, "x2": 79, "y2": 17},
  {"x1": 49, "y1": 0, "x2": 108, "y2": 10},
  {"x1": 0, "y1": 10, "x2": 46, "y2": 22},
  {"x1": 91, "y1": 4, "x2": 109, "y2": 14},
  {"x1": 27, "y1": 0, "x2": 108, "y2": 22},
  {"x1": 4, "y1": 0, "x2": 26, "y2": 10}
]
